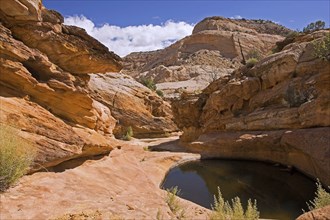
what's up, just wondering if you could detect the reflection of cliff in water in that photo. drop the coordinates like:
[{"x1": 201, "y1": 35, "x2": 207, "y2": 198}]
[{"x1": 162, "y1": 160, "x2": 316, "y2": 220}]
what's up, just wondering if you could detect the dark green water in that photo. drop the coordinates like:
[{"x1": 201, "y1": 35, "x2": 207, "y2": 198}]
[{"x1": 161, "y1": 160, "x2": 317, "y2": 220}]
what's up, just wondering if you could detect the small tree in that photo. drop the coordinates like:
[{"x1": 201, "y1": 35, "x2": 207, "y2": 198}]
[{"x1": 303, "y1": 20, "x2": 326, "y2": 33}]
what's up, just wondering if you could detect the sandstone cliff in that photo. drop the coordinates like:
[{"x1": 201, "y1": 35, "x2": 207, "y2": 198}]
[
  {"x1": 0, "y1": 0, "x2": 177, "y2": 170},
  {"x1": 172, "y1": 30, "x2": 330, "y2": 185},
  {"x1": 122, "y1": 16, "x2": 290, "y2": 98}
]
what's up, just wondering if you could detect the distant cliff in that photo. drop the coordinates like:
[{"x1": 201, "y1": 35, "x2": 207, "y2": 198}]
[{"x1": 122, "y1": 16, "x2": 291, "y2": 99}]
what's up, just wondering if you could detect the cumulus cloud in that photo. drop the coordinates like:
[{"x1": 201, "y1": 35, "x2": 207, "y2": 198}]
[{"x1": 64, "y1": 15, "x2": 194, "y2": 57}]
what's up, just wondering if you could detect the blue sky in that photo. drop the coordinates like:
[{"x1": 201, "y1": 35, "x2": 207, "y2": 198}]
[{"x1": 43, "y1": 0, "x2": 330, "y2": 56}]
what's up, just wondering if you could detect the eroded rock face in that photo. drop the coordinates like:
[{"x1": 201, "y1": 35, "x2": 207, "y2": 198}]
[
  {"x1": 185, "y1": 128, "x2": 330, "y2": 185},
  {"x1": 193, "y1": 16, "x2": 292, "y2": 36},
  {"x1": 122, "y1": 16, "x2": 287, "y2": 98},
  {"x1": 296, "y1": 205, "x2": 330, "y2": 220},
  {"x1": 172, "y1": 31, "x2": 330, "y2": 185},
  {"x1": 0, "y1": 0, "x2": 122, "y2": 74},
  {"x1": 0, "y1": 0, "x2": 177, "y2": 169},
  {"x1": 87, "y1": 73, "x2": 178, "y2": 138}
]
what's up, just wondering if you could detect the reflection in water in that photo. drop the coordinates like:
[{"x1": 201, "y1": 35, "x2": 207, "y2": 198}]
[{"x1": 161, "y1": 160, "x2": 316, "y2": 220}]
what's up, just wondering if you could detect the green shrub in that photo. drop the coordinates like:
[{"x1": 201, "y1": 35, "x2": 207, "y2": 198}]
[
  {"x1": 313, "y1": 33, "x2": 330, "y2": 60},
  {"x1": 165, "y1": 186, "x2": 185, "y2": 219},
  {"x1": 246, "y1": 49, "x2": 261, "y2": 60},
  {"x1": 122, "y1": 126, "x2": 133, "y2": 141},
  {"x1": 141, "y1": 78, "x2": 156, "y2": 91},
  {"x1": 246, "y1": 58, "x2": 259, "y2": 68},
  {"x1": 303, "y1": 20, "x2": 326, "y2": 33},
  {"x1": 209, "y1": 187, "x2": 259, "y2": 220},
  {"x1": 306, "y1": 180, "x2": 330, "y2": 211},
  {"x1": 0, "y1": 125, "x2": 35, "y2": 192},
  {"x1": 165, "y1": 186, "x2": 181, "y2": 213},
  {"x1": 156, "y1": 89, "x2": 164, "y2": 97}
]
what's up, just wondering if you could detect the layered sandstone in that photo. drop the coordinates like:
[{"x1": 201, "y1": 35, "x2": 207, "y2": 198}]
[
  {"x1": 172, "y1": 30, "x2": 330, "y2": 185},
  {"x1": 87, "y1": 73, "x2": 178, "y2": 138},
  {"x1": 122, "y1": 17, "x2": 289, "y2": 98},
  {"x1": 0, "y1": 0, "x2": 178, "y2": 169}
]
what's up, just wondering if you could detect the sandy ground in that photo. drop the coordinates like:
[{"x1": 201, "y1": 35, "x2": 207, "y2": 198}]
[{"x1": 0, "y1": 136, "x2": 210, "y2": 220}]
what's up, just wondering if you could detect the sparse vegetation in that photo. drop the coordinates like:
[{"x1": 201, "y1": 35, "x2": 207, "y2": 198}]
[
  {"x1": 141, "y1": 77, "x2": 157, "y2": 91},
  {"x1": 306, "y1": 180, "x2": 330, "y2": 211},
  {"x1": 246, "y1": 58, "x2": 259, "y2": 68},
  {"x1": 246, "y1": 49, "x2": 261, "y2": 60},
  {"x1": 165, "y1": 186, "x2": 185, "y2": 219},
  {"x1": 0, "y1": 125, "x2": 36, "y2": 192},
  {"x1": 303, "y1": 20, "x2": 326, "y2": 33},
  {"x1": 122, "y1": 126, "x2": 133, "y2": 141},
  {"x1": 156, "y1": 89, "x2": 164, "y2": 97},
  {"x1": 156, "y1": 208, "x2": 163, "y2": 220},
  {"x1": 313, "y1": 33, "x2": 330, "y2": 60},
  {"x1": 209, "y1": 187, "x2": 259, "y2": 220}
]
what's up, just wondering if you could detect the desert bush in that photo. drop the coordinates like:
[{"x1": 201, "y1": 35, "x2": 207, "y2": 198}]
[
  {"x1": 246, "y1": 49, "x2": 261, "y2": 60},
  {"x1": 303, "y1": 20, "x2": 326, "y2": 33},
  {"x1": 246, "y1": 58, "x2": 259, "y2": 68},
  {"x1": 0, "y1": 125, "x2": 35, "y2": 192},
  {"x1": 306, "y1": 180, "x2": 330, "y2": 211},
  {"x1": 209, "y1": 187, "x2": 259, "y2": 220},
  {"x1": 122, "y1": 126, "x2": 133, "y2": 141},
  {"x1": 313, "y1": 33, "x2": 330, "y2": 60},
  {"x1": 156, "y1": 89, "x2": 164, "y2": 97},
  {"x1": 141, "y1": 78, "x2": 156, "y2": 91},
  {"x1": 165, "y1": 186, "x2": 185, "y2": 219}
]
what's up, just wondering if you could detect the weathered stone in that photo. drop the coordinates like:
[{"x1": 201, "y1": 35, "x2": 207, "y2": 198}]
[
  {"x1": 185, "y1": 128, "x2": 330, "y2": 185},
  {"x1": 122, "y1": 16, "x2": 285, "y2": 99},
  {"x1": 87, "y1": 73, "x2": 178, "y2": 138},
  {"x1": 173, "y1": 31, "x2": 330, "y2": 185},
  {"x1": 296, "y1": 205, "x2": 330, "y2": 220}
]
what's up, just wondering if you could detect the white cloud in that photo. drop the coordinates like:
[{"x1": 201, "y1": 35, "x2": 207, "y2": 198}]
[
  {"x1": 64, "y1": 15, "x2": 194, "y2": 57},
  {"x1": 230, "y1": 15, "x2": 243, "y2": 19}
]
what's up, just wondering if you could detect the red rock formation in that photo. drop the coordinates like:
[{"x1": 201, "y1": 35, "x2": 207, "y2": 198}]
[
  {"x1": 172, "y1": 30, "x2": 330, "y2": 185},
  {"x1": 0, "y1": 0, "x2": 178, "y2": 169},
  {"x1": 122, "y1": 16, "x2": 287, "y2": 98}
]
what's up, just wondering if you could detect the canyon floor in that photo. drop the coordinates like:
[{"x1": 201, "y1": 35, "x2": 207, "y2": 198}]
[{"x1": 0, "y1": 136, "x2": 210, "y2": 220}]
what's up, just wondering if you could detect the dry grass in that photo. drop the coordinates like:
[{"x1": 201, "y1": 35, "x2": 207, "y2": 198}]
[
  {"x1": 165, "y1": 186, "x2": 185, "y2": 219},
  {"x1": 209, "y1": 187, "x2": 259, "y2": 220},
  {"x1": 0, "y1": 124, "x2": 36, "y2": 192}
]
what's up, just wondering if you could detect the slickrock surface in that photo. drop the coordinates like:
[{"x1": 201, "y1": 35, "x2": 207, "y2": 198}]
[
  {"x1": 296, "y1": 205, "x2": 330, "y2": 220},
  {"x1": 172, "y1": 30, "x2": 330, "y2": 185},
  {"x1": 0, "y1": 137, "x2": 209, "y2": 220},
  {"x1": 122, "y1": 17, "x2": 289, "y2": 98}
]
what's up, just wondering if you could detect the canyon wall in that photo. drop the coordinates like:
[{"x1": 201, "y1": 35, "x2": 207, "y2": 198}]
[
  {"x1": 172, "y1": 30, "x2": 330, "y2": 185},
  {"x1": 0, "y1": 0, "x2": 177, "y2": 169}
]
